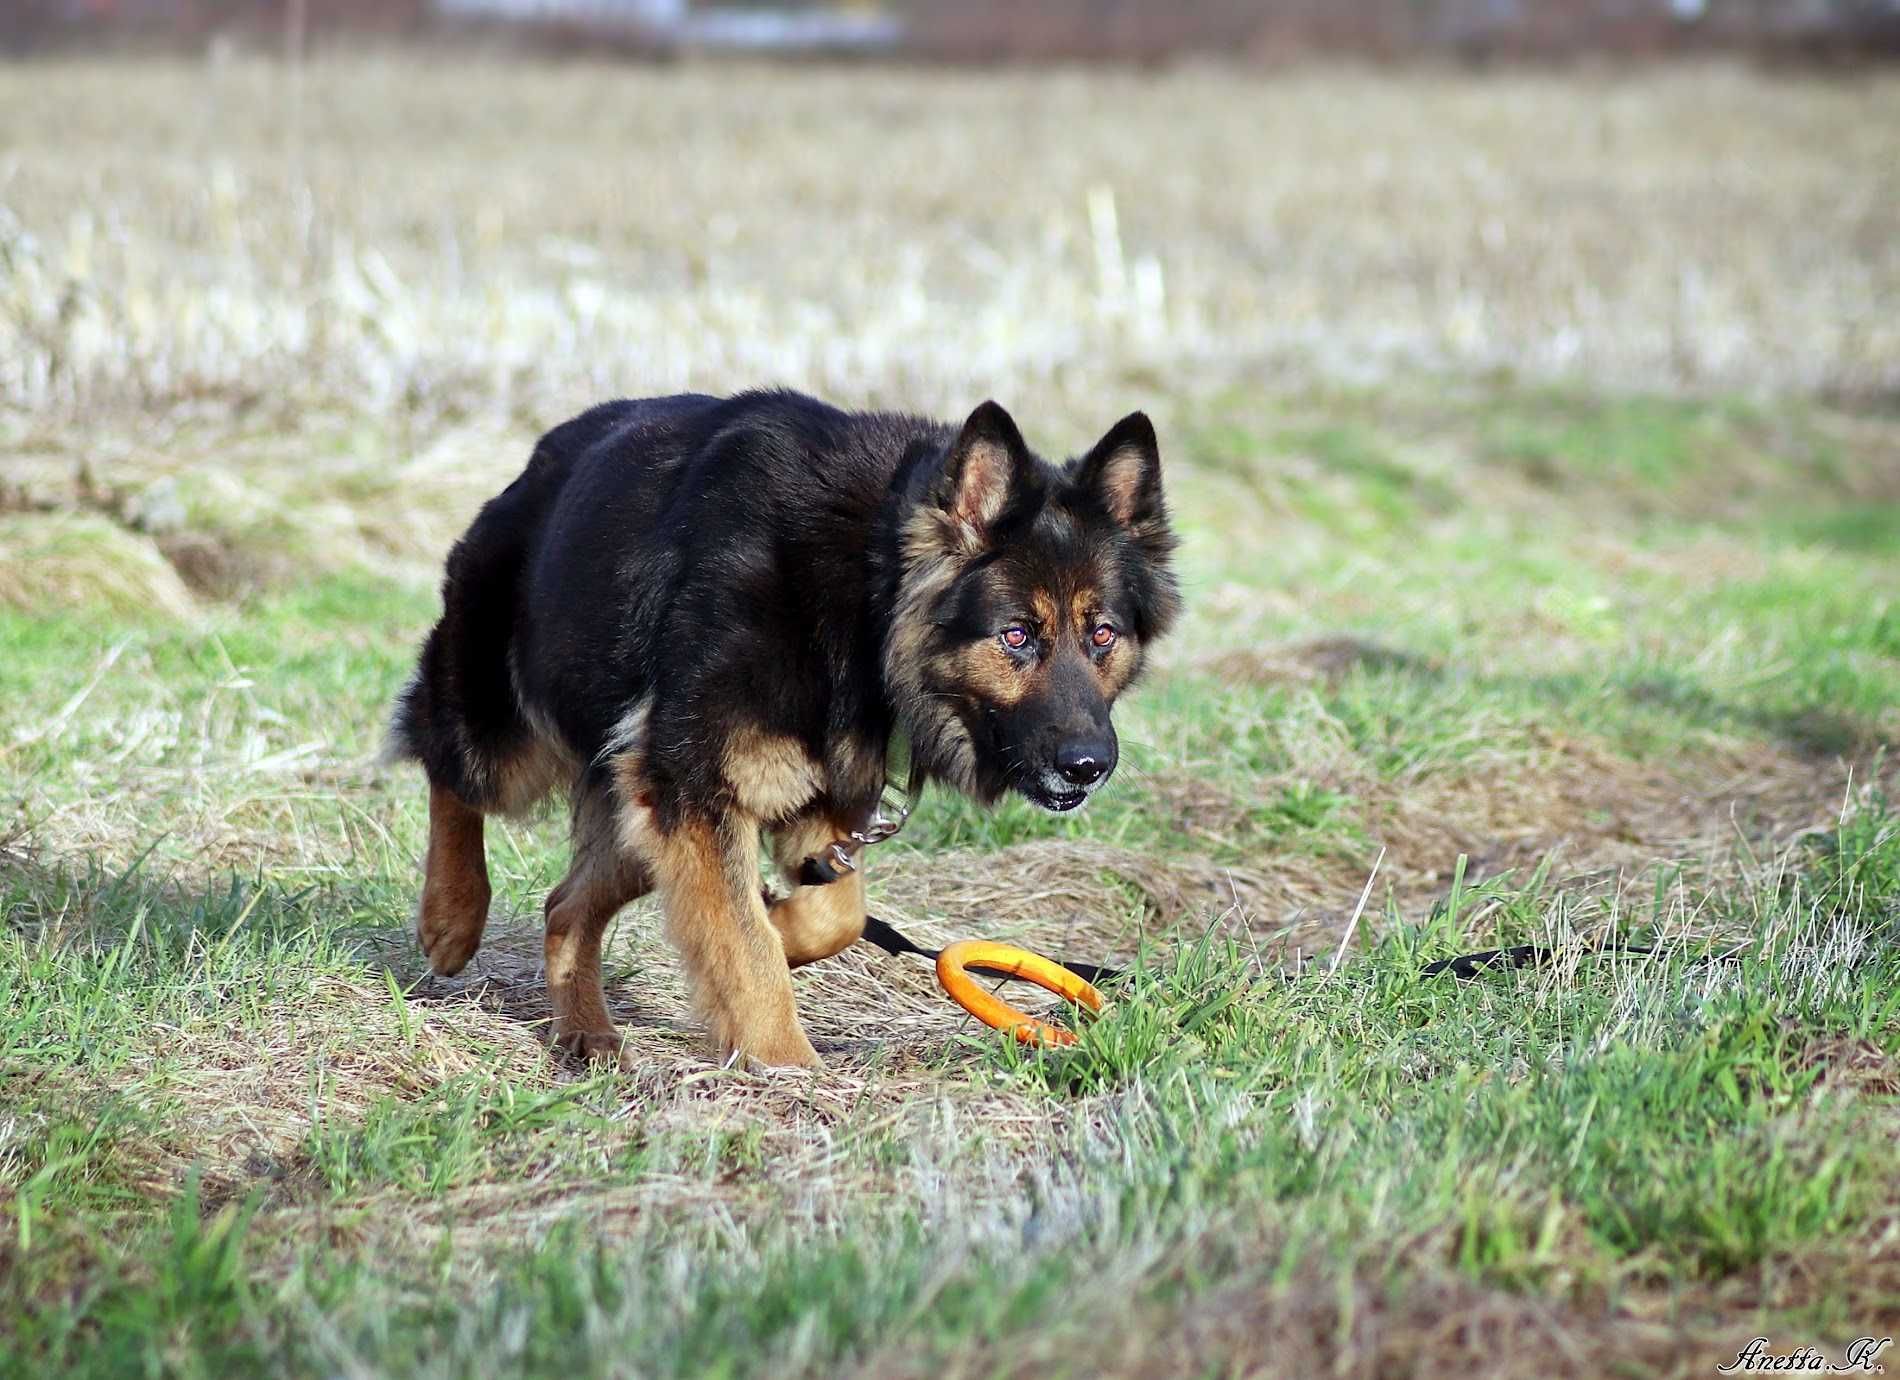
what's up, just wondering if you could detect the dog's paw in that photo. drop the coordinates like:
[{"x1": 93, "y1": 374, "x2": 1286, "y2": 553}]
[
  {"x1": 718, "y1": 1022, "x2": 822, "y2": 1072},
  {"x1": 743, "y1": 1050, "x2": 824, "y2": 1075},
  {"x1": 553, "y1": 1025, "x2": 636, "y2": 1073},
  {"x1": 417, "y1": 910, "x2": 483, "y2": 977},
  {"x1": 416, "y1": 883, "x2": 488, "y2": 977}
]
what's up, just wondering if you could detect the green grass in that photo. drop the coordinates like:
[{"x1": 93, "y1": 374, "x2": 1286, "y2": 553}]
[
  {"x1": 5, "y1": 800, "x2": 1895, "y2": 1377},
  {"x1": 4, "y1": 377, "x2": 1900, "y2": 1376}
]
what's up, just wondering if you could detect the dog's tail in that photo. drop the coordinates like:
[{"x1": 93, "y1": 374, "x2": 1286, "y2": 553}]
[
  {"x1": 385, "y1": 439, "x2": 582, "y2": 813},
  {"x1": 386, "y1": 399, "x2": 668, "y2": 810}
]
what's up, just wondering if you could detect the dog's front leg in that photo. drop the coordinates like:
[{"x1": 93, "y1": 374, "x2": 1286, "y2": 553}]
[
  {"x1": 767, "y1": 809, "x2": 868, "y2": 967},
  {"x1": 650, "y1": 811, "x2": 819, "y2": 1070}
]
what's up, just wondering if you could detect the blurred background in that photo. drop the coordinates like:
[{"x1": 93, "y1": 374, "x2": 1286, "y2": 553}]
[
  {"x1": 10, "y1": 0, "x2": 1900, "y2": 60},
  {"x1": 6, "y1": 3, "x2": 1898, "y2": 577}
]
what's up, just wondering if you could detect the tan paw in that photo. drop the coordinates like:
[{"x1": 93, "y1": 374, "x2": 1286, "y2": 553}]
[
  {"x1": 554, "y1": 1025, "x2": 636, "y2": 1073},
  {"x1": 417, "y1": 888, "x2": 487, "y2": 977},
  {"x1": 719, "y1": 1021, "x2": 822, "y2": 1072}
]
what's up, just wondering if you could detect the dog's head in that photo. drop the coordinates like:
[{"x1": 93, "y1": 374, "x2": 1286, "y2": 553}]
[{"x1": 889, "y1": 400, "x2": 1180, "y2": 812}]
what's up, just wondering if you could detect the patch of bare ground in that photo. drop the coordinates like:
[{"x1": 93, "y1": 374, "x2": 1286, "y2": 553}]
[
  {"x1": 1303, "y1": 738, "x2": 1892, "y2": 957},
  {"x1": 1799, "y1": 1036, "x2": 1900, "y2": 1097},
  {"x1": 373, "y1": 831, "x2": 1276, "y2": 1097},
  {"x1": 1364, "y1": 733, "x2": 1865, "y2": 894},
  {"x1": 1184, "y1": 637, "x2": 1897, "y2": 956},
  {"x1": 390, "y1": 854, "x2": 1149, "y2": 1091}
]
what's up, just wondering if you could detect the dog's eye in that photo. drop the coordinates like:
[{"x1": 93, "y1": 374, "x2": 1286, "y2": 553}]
[
  {"x1": 1091, "y1": 623, "x2": 1117, "y2": 649},
  {"x1": 1000, "y1": 626, "x2": 1030, "y2": 651}
]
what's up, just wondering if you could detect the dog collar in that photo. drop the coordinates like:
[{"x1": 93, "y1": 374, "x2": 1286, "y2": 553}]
[{"x1": 795, "y1": 729, "x2": 922, "y2": 887}]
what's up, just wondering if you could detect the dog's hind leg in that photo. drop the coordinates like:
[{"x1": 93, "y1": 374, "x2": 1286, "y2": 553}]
[
  {"x1": 648, "y1": 811, "x2": 819, "y2": 1070},
  {"x1": 545, "y1": 789, "x2": 652, "y2": 1070},
  {"x1": 418, "y1": 784, "x2": 491, "y2": 976},
  {"x1": 767, "y1": 810, "x2": 867, "y2": 967}
]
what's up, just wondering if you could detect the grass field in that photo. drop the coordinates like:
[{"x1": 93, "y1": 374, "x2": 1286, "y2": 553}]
[{"x1": 3, "y1": 54, "x2": 1899, "y2": 1378}]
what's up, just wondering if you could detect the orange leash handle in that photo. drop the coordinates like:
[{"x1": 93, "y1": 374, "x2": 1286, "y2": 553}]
[{"x1": 935, "y1": 939, "x2": 1104, "y2": 1048}]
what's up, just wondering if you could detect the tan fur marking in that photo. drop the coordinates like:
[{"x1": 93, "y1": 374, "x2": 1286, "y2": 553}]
[
  {"x1": 417, "y1": 784, "x2": 491, "y2": 976},
  {"x1": 899, "y1": 505, "x2": 954, "y2": 573},
  {"x1": 1097, "y1": 633, "x2": 1140, "y2": 696},
  {"x1": 767, "y1": 812, "x2": 868, "y2": 967},
  {"x1": 948, "y1": 640, "x2": 1031, "y2": 707},
  {"x1": 886, "y1": 507, "x2": 989, "y2": 793},
  {"x1": 950, "y1": 435, "x2": 1014, "y2": 539},
  {"x1": 1068, "y1": 587, "x2": 1098, "y2": 635},
  {"x1": 608, "y1": 748, "x2": 662, "y2": 858},
  {"x1": 1097, "y1": 442, "x2": 1150, "y2": 526},
  {"x1": 885, "y1": 549, "x2": 946, "y2": 681},
  {"x1": 1029, "y1": 588, "x2": 1060, "y2": 632},
  {"x1": 1065, "y1": 584, "x2": 1141, "y2": 697},
  {"x1": 723, "y1": 727, "x2": 824, "y2": 822},
  {"x1": 489, "y1": 732, "x2": 578, "y2": 817},
  {"x1": 649, "y1": 815, "x2": 818, "y2": 1069}
]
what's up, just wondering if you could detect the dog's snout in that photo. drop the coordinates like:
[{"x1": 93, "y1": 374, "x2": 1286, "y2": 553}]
[{"x1": 1055, "y1": 741, "x2": 1112, "y2": 787}]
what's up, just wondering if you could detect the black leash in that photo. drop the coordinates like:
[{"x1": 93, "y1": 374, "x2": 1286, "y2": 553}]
[
  {"x1": 858, "y1": 917, "x2": 1731, "y2": 989},
  {"x1": 858, "y1": 913, "x2": 1127, "y2": 988},
  {"x1": 1420, "y1": 940, "x2": 1742, "y2": 980},
  {"x1": 1422, "y1": 942, "x2": 1653, "y2": 979}
]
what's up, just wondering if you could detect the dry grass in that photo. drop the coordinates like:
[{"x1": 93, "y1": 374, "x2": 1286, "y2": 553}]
[
  {"x1": 5, "y1": 58, "x2": 1898, "y2": 435},
  {"x1": 4, "y1": 56, "x2": 1897, "y2": 617},
  {"x1": 0, "y1": 512, "x2": 196, "y2": 619}
]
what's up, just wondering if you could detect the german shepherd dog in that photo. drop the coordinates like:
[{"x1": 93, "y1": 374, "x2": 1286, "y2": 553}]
[{"x1": 387, "y1": 391, "x2": 1179, "y2": 1069}]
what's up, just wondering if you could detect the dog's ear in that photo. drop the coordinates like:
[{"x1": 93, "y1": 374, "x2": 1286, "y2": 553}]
[
  {"x1": 940, "y1": 400, "x2": 1031, "y2": 541},
  {"x1": 1075, "y1": 411, "x2": 1164, "y2": 529}
]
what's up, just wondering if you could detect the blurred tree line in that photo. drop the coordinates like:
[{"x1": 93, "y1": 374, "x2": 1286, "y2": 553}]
[{"x1": 7, "y1": 0, "x2": 1898, "y2": 61}]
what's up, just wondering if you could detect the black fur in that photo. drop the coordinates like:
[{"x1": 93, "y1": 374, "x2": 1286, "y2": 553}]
[{"x1": 389, "y1": 389, "x2": 1180, "y2": 832}]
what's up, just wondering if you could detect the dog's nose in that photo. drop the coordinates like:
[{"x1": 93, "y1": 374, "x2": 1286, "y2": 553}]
[{"x1": 1055, "y1": 743, "x2": 1111, "y2": 787}]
